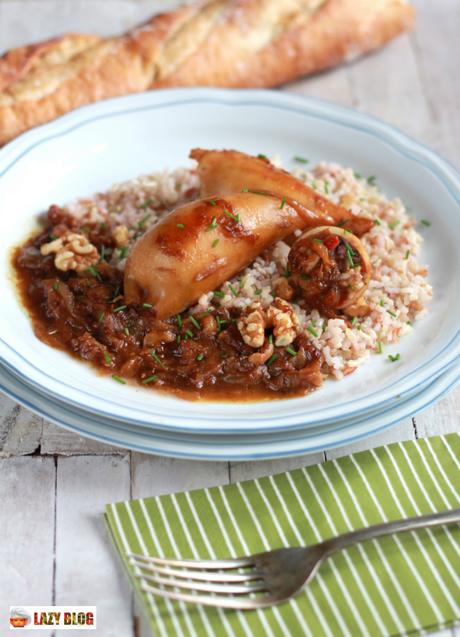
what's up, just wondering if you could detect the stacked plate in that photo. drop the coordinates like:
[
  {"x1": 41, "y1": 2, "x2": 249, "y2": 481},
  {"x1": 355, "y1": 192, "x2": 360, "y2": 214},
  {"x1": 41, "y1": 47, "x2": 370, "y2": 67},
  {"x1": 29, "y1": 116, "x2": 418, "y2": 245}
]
[{"x1": 1, "y1": 89, "x2": 459, "y2": 460}]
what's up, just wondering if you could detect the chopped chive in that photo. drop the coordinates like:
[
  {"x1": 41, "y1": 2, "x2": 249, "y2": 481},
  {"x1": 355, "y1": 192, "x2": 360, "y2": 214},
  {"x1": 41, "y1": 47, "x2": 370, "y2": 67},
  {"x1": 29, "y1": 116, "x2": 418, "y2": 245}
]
[
  {"x1": 185, "y1": 329, "x2": 194, "y2": 339},
  {"x1": 212, "y1": 239, "x2": 220, "y2": 248},
  {"x1": 151, "y1": 350, "x2": 166, "y2": 368},
  {"x1": 224, "y1": 209, "x2": 240, "y2": 223},
  {"x1": 294, "y1": 156, "x2": 309, "y2": 164},
  {"x1": 376, "y1": 341, "x2": 383, "y2": 354},
  {"x1": 257, "y1": 153, "x2": 267, "y2": 160},
  {"x1": 98, "y1": 311, "x2": 105, "y2": 323},
  {"x1": 113, "y1": 305, "x2": 127, "y2": 313},
  {"x1": 123, "y1": 327, "x2": 130, "y2": 336},
  {"x1": 213, "y1": 290, "x2": 225, "y2": 298},
  {"x1": 119, "y1": 246, "x2": 129, "y2": 259},
  {"x1": 307, "y1": 325, "x2": 318, "y2": 338},
  {"x1": 138, "y1": 213, "x2": 152, "y2": 228},
  {"x1": 176, "y1": 223, "x2": 185, "y2": 229},
  {"x1": 99, "y1": 222, "x2": 107, "y2": 231},
  {"x1": 420, "y1": 219, "x2": 431, "y2": 227},
  {"x1": 374, "y1": 218, "x2": 381, "y2": 226},
  {"x1": 176, "y1": 314, "x2": 183, "y2": 329},
  {"x1": 351, "y1": 317, "x2": 359, "y2": 326},
  {"x1": 111, "y1": 375, "x2": 126, "y2": 384},
  {"x1": 268, "y1": 334, "x2": 273, "y2": 345},
  {"x1": 280, "y1": 196, "x2": 287, "y2": 209},
  {"x1": 388, "y1": 353, "x2": 401, "y2": 362},
  {"x1": 142, "y1": 303, "x2": 153, "y2": 309},
  {"x1": 367, "y1": 175, "x2": 377, "y2": 186},
  {"x1": 206, "y1": 217, "x2": 217, "y2": 231},
  {"x1": 387, "y1": 309, "x2": 397, "y2": 318},
  {"x1": 189, "y1": 316, "x2": 201, "y2": 330},
  {"x1": 139, "y1": 198, "x2": 155, "y2": 209},
  {"x1": 241, "y1": 187, "x2": 249, "y2": 193},
  {"x1": 207, "y1": 199, "x2": 217, "y2": 206},
  {"x1": 86, "y1": 265, "x2": 101, "y2": 281},
  {"x1": 353, "y1": 171, "x2": 362, "y2": 179},
  {"x1": 324, "y1": 181, "x2": 330, "y2": 194},
  {"x1": 342, "y1": 228, "x2": 351, "y2": 235},
  {"x1": 99, "y1": 245, "x2": 106, "y2": 262},
  {"x1": 196, "y1": 353, "x2": 205, "y2": 362},
  {"x1": 388, "y1": 220, "x2": 400, "y2": 230},
  {"x1": 176, "y1": 334, "x2": 181, "y2": 344},
  {"x1": 407, "y1": 320, "x2": 413, "y2": 326},
  {"x1": 216, "y1": 317, "x2": 227, "y2": 331},
  {"x1": 344, "y1": 242, "x2": 356, "y2": 268},
  {"x1": 312, "y1": 238, "x2": 323, "y2": 244},
  {"x1": 266, "y1": 353, "x2": 278, "y2": 366},
  {"x1": 254, "y1": 288, "x2": 263, "y2": 296},
  {"x1": 228, "y1": 283, "x2": 240, "y2": 297},
  {"x1": 379, "y1": 299, "x2": 385, "y2": 307},
  {"x1": 103, "y1": 351, "x2": 111, "y2": 365},
  {"x1": 286, "y1": 346, "x2": 297, "y2": 357},
  {"x1": 404, "y1": 250, "x2": 410, "y2": 260},
  {"x1": 142, "y1": 375, "x2": 158, "y2": 384}
]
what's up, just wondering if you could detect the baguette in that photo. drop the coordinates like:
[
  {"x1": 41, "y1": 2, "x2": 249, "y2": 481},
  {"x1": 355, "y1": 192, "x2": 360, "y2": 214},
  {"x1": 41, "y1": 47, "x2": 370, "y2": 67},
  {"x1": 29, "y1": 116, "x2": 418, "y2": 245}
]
[{"x1": 0, "y1": 0, "x2": 415, "y2": 146}]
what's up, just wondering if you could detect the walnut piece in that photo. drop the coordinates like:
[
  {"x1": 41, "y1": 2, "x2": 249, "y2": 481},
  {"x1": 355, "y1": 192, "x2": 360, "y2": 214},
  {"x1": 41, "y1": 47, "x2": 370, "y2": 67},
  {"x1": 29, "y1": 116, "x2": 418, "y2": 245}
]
[
  {"x1": 237, "y1": 304, "x2": 266, "y2": 348},
  {"x1": 40, "y1": 232, "x2": 98, "y2": 273},
  {"x1": 266, "y1": 298, "x2": 300, "y2": 347},
  {"x1": 113, "y1": 224, "x2": 129, "y2": 248}
]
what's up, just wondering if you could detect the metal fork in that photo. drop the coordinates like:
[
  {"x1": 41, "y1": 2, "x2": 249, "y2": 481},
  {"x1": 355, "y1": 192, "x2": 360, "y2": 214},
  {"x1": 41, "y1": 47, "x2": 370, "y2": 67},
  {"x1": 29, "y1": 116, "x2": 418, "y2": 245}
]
[{"x1": 129, "y1": 507, "x2": 460, "y2": 610}]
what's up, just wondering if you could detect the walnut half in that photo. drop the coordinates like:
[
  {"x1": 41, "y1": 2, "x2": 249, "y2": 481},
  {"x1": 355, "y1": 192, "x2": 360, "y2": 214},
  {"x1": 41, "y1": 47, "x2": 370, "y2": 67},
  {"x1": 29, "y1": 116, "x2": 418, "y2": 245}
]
[
  {"x1": 40, "y1": 232, "x2": 99, "y2": 272},
  {"x1": 266, "y1": 298, "x2": 300, "y2": 347},
  {"x1": 237, "y1": 304, "x2": 266, "y2": 348}
]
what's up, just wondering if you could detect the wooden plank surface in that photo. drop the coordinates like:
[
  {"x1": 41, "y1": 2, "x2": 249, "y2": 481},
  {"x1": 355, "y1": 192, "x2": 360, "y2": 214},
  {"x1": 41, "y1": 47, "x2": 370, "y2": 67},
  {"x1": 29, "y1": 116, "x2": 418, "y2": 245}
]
[{"x1": 0, "y1": 0, "x2": 459, "y2": 635}]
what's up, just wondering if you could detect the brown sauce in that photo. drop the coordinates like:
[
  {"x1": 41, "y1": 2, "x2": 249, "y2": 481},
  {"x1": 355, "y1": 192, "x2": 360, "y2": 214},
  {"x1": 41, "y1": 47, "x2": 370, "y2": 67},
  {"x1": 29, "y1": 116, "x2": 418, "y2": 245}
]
[{"x1": 12, "y1": 206, "x2": 324, "y2": 402}]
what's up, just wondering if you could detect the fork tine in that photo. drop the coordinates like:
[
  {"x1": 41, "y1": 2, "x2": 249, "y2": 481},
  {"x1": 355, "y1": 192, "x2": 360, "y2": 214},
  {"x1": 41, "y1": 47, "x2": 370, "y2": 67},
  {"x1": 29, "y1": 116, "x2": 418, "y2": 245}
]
[
  {"x1": 139, "y1": 572, "x2": 269, "y2": 595},
  {"x1": 128, "y1": 552, "x2": 254, "y2": 570},
  {"x1": 140, "y1": 582, "x2": 274, "y2": 610},
  {"x1": 129, "y1": 561, "x2": 262, "y2": 583}
]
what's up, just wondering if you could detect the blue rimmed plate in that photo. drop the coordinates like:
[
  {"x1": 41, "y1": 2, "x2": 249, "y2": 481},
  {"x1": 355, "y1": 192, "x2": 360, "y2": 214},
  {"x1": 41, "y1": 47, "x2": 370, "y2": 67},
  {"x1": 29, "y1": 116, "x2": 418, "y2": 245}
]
[{"x1": 0, "y1": 88, "x2": 459, "y2": 435}]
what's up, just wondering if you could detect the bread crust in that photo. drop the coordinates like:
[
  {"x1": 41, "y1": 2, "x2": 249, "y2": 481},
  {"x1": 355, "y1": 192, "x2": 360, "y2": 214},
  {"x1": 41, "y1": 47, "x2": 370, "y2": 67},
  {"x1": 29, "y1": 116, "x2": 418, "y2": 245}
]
[{"x1": 0, "y1": 0, "x2": 414, "y2": 145}]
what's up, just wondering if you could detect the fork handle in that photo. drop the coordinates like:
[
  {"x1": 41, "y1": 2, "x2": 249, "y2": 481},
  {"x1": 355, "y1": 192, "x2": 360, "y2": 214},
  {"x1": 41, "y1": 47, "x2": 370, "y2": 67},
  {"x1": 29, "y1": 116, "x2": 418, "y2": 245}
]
[{"x1": 324, "y1": 508, "x2": 460, "y2": 555}]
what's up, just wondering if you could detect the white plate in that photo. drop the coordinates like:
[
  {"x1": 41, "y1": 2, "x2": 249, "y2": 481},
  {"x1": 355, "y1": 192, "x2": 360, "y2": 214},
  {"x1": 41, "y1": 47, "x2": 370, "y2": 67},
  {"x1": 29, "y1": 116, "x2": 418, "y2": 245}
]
[{"x1": 0, "y1": 89, "x2": 459, "y2": 435}]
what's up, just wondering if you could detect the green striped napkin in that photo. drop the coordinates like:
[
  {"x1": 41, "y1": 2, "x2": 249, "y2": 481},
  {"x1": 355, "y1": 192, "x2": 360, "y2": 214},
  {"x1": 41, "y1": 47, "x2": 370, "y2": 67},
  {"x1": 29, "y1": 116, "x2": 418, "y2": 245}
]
[{"x1": 105, "y1": 434, "x2": 460, "y2": 637}]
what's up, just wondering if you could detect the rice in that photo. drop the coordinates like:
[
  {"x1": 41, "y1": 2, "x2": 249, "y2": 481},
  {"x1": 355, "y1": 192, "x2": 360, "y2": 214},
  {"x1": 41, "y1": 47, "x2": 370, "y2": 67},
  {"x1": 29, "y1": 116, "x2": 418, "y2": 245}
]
[{"x1": 63, "y1": 161, "x2": 432, "y2": 380}]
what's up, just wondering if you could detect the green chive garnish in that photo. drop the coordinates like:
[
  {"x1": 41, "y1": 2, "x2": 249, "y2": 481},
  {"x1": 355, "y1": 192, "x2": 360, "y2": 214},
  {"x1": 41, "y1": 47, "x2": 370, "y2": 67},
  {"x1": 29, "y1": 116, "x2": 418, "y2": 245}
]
[
  {"x1": 189, "y1": 316, "x2": 201, "y2": 330},
  {"x1": 151, "y1": 350, "x2": 166, "y2": 368},
  {"x1": 266, "y1": 353, "x2": 278, "y2": 366},
  {"x1": 212, "y1": 239, "x2": 220, "y2": 248},
  {"x1": 99, "y1": 245, "x2": 106, "y2": 262},
  {"x1": 176, "y1": 314, "x2": 183, "y2": 329},
  {"x1": 374, "y1": 218, "x2": 381, "y2": 226},
  {"x1": 307, "y1": 326, "x2": 318, "y2": 338},
  {"x1": 404, "y1": 250, "x2": 410, "y2": 260},
  {"x1": 113, "y1": 305, "x2": 127, "y2": 313},
  {"x1": 257, "y1": 154, "x2": 267, "y2": 160},
  {"x1": 185, "y1": 329, "x2": 194, "y2": 339},
  {"x1": 421, "y1": 219, "x2": 431, "y2": 227},
  {"x1": 387, "y1": 310, "x2": 397, "y2": 318},
  {"x1": 87, "y1": 265, "x2": 101, "y2": 281},
  {"x1": 345, "y1": 242, "x2": 356, "y2": 268},
  {"x1": 119, "y1": 246, "x2": 129, "y2": 259},
  {"x1": 294, "y1": 156, "x2": 309, "y2": 164},
  {"x1": 367, "y1": 175, "x2": 377, "y2": 186},
  {"x1": 142, "y1": 303, "x2": 153, "y2": 309},
  {"x1": 388, "y1": 353, "x2": 401, "y2": 362},
  {"x1": 268, "y1": 334, "x2": 273, "y2": 345},
  {"x1": 286, "y1": 346, "x2": 297, "y2": 357},
  {"x1": 324, "y1": 181, "x2": 330, "y2": 194},
  {"x1": 112, "y1": 375, "x2": 126, "y2": 384},
  {"x1": 176, "y1": 223, "x2": 185, "y2": 229},
  {"x1": 280, "y1": 197, "x2": 287, "y2": 209},
  {"x1": 351, "y1": 317, "x2": 359, "y2": 326},
  {"x1": 254, "y1": 288, "x2": 263, "y2": 296},
  {"x1": 353, "y1": 171, "x2": 362, "y2": 180},
  {"x1": 124, "y1": 327, "x2": 130, "y2": 336},
  {"x1": 206, "y1": 217, "x2": 217, "y2": 231},
  {"x1": 98, "y1": 311, "x2": 105, "y2": 323},
  {"x1": 228, "y1": 283, "x2": 239, "y2": 297},
  {"x1": 142, "y1": 375, "x2": 158, "y2": 384},
  {"x1": 379, "y1": 299, "x2": 385, "y2": 307},
  {"x1": 376, "y1": 341, "x2": 383, "y2": 354},
  {"x1": 213, "y1": 290, "x2": 225, "y2": 298},
  {"x1": 103, "y1": 351, "x2": 111, "y2": 365},
  {"x1": 388, "y1": 220, "x2": 400, "y2": 230},
  {"x1": 224, "y1": 209, "x2": 240, "y2": 223},
  {"x1": 312, "y1": 238, "x2": 323, "y2": 244},
  {"x1": 196, "y1": 353, "x2": 205, "y2": 362},
  {"x1": 138, "y1": 213, "x2": 151, "y2": 228},
  {"x1": 208, "y1": 199, "x2": 217, "y2": 206}
]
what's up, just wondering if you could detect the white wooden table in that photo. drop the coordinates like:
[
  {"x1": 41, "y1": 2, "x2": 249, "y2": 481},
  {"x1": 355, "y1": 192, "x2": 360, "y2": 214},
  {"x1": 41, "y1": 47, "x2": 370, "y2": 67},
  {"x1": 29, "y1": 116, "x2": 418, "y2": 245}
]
[{"x1": 0, "y1": 1, "x2": 459, "y2": 635}]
